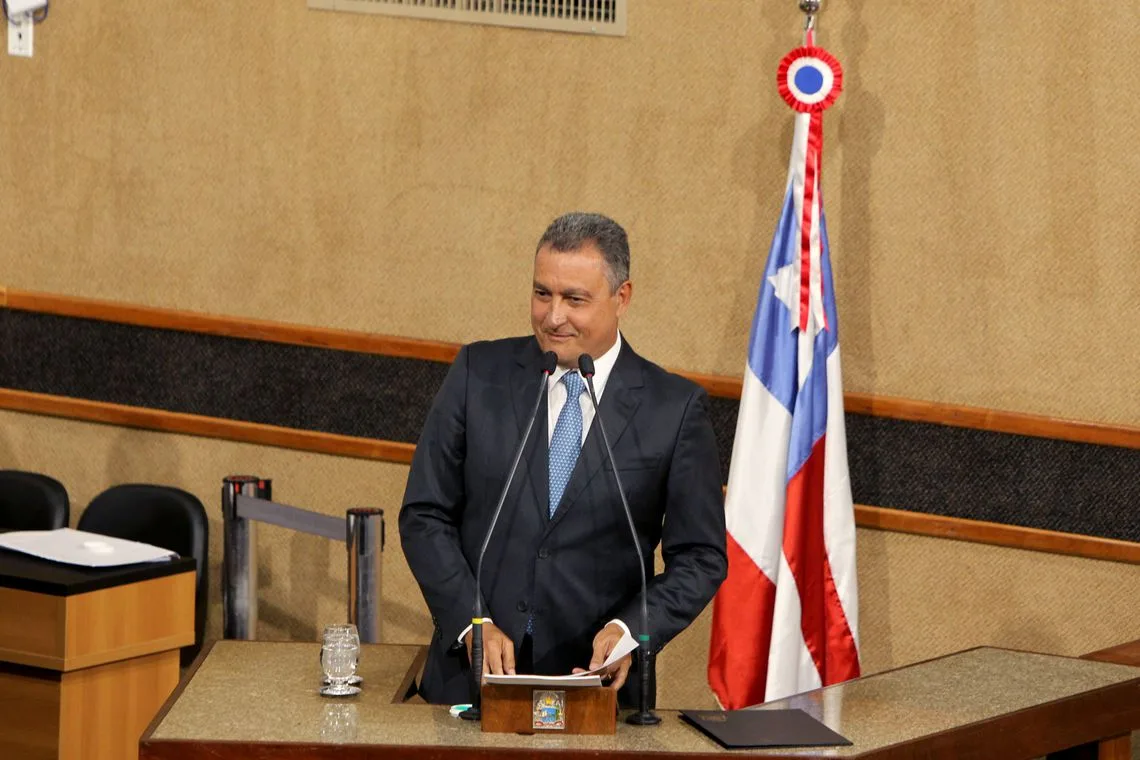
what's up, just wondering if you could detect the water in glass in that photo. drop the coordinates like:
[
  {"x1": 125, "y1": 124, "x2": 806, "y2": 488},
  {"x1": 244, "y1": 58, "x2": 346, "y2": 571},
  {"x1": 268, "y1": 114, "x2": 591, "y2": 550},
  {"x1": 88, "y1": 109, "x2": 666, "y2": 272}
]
[{"x1": 321, "y1": 624, "x2": 360, "y2": 696}]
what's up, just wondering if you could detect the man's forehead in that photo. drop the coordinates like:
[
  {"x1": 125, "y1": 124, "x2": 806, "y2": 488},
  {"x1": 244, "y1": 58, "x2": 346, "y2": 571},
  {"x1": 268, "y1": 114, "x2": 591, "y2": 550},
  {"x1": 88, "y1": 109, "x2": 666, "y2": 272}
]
[{"x1": 532, "y1": 278, "x2": 593, "y2": 295}]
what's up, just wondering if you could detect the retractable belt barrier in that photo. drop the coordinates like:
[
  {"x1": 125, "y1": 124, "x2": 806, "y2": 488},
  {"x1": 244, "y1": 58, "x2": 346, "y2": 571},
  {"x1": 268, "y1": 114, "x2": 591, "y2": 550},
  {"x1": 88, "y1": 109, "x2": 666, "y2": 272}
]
[{"x1": 221, "y1": 475, "x2": 384, "y2": 643}]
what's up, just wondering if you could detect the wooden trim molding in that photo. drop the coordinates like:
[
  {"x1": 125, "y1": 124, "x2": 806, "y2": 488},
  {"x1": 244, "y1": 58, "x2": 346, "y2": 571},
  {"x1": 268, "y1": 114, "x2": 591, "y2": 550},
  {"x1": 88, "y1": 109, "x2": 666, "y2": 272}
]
[
  {"x1": 2, "y1": 288, "x2": 461, "y2": 364},
  {"x1": 0, "y1": 389, "x2": 417, "y2": 464},
  {"x1": 3, "y1": 287, "x2": 1137, "y2": 449},
  {"x1": 844, "y1": 393, "x2": 1140, "y2": 450},
  {"x1": 855, "y1": 505, "x2": 1140, "y2": 565}
]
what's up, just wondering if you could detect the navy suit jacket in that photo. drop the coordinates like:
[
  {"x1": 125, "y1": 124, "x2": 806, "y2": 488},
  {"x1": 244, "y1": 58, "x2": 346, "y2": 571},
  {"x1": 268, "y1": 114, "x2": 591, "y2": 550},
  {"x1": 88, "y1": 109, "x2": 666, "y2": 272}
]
[{"x1": 399, "y1": 336, "x2": 727, "y2": 705}]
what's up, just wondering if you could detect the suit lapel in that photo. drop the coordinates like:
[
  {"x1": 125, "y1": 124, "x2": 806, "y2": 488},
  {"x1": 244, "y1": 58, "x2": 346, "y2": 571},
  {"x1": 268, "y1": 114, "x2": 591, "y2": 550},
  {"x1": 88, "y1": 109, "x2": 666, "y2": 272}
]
[
  {"x1": 510, "y1": 340, "x2": 550, "y2": 522},
  {"x1": 545, "y1": 342, "x2": 644, "y2": 534}
]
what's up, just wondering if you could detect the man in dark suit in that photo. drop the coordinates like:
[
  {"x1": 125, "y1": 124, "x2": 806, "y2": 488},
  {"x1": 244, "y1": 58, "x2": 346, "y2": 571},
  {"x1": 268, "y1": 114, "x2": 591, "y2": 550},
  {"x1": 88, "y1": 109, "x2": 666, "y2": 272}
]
[{"x1": 399, "y1": 212, "x2": 727, "y2": 706}]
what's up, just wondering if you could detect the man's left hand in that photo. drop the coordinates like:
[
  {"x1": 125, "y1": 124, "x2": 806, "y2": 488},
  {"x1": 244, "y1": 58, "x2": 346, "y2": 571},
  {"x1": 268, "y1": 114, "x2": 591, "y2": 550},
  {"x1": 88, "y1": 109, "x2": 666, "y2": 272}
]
[{"x1": 572, "y1": 622, "x2": 631, "y2": 691}]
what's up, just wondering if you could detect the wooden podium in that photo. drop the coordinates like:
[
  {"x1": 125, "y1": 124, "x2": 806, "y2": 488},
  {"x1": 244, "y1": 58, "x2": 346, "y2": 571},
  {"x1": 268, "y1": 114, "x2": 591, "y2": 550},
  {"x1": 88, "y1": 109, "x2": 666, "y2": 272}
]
[
  {"x1": 0, "y1": 547, "x2": 196, "y2": 760},
  {"x1": 481, "y1": 681, "x2": 617, "y2": 734}
]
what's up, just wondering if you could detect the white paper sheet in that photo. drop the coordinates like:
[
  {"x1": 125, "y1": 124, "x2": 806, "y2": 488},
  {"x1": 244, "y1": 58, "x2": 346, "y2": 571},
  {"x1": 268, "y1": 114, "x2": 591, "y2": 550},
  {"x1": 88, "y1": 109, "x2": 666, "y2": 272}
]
[
  {"x1": 484, "y1": 673, "x2": 604, "y2": 687},
  {"x1": 0, "y1": 528, "x2": 177, "y2": 567},
  {"x1": 484, "y1": 625, "x2": 639, "y2": 687}
]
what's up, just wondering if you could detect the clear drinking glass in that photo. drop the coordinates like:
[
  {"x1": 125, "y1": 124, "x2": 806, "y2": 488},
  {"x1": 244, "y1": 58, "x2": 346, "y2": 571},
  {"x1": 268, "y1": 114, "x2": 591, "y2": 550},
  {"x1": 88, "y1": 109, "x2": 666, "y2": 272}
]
[
  {"x1": 321, "y1": 623, "x2": 362, "y2": 686},
  {"x1": 320, "y1": 624, "x2": 361, "y2": 696}
]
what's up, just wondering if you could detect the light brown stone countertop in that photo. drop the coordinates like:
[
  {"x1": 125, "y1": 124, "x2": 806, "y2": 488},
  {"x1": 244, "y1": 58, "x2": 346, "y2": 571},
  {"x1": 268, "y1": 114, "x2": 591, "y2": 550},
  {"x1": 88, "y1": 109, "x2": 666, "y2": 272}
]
[{"x1": 142, "y1": 641, "x2": 1140, "y2": 758}]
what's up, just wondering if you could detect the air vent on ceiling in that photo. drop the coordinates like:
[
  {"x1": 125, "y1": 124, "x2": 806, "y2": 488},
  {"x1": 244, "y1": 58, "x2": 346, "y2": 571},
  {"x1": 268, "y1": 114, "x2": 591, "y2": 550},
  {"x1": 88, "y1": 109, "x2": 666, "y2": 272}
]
[{"x1": 309, "y1": 0, "x2": 627, "y2": 37}]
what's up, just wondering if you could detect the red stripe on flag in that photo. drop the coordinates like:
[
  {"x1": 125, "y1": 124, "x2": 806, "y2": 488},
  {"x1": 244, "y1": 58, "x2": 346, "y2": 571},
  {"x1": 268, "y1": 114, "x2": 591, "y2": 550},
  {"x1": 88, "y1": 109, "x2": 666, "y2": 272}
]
[
  {"x1": 823, "y1": 544, "x2": 861, "y2": 683},
  {"x1": 798, "y1": 112, "x2": 827, "y2": 332},
  {"x1": 708, "y1": 533, "x2": 778, "y2": 709},
  {"x1": 810, "y1": 112, "x2": 827, "y2": 332},
  {"x1": 797, "y1": 113, "x2": 818, "y2": 331},
  {"x1": 783, "y1": 435, "x2": 859, "y2": 686}
]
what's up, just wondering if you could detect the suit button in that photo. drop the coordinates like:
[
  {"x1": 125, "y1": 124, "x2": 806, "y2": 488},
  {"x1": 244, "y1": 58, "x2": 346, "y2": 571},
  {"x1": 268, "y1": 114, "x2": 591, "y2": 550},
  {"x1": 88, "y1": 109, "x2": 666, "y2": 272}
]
[
  {"x1": 517, "y1": 601, "x2": 529, "y2": 612},
  {"x1": 538, "y1": 548, "x2": 550, "y2": 559}
]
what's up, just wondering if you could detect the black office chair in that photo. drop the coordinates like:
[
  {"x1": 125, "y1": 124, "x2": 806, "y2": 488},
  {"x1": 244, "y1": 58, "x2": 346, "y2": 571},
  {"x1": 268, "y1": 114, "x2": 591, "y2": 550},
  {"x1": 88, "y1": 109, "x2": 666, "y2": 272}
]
[
  {"x1": 77, "y1": 484, "x2": 208, "y2": 667},
  {"x1": 0, "y1": 470, "x2": 70, "y2": 531}
]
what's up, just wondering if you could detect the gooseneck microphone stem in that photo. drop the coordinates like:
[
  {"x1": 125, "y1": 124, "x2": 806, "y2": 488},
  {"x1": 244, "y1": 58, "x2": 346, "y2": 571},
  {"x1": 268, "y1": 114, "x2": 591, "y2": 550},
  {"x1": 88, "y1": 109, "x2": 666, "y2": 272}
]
[
  {"x1": 460, "y1": 351, "x2": 557, "y2": 722},
  {"x1": 578, "y1": 354, "x2": 660, "y2": 727}
]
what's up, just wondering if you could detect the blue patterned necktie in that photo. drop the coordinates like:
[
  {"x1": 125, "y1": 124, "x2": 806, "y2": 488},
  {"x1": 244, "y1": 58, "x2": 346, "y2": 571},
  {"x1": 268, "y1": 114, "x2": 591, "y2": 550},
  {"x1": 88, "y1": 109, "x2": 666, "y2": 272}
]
[{"x1": 548, "y1": 371, "x2": 585, "y2": 517}]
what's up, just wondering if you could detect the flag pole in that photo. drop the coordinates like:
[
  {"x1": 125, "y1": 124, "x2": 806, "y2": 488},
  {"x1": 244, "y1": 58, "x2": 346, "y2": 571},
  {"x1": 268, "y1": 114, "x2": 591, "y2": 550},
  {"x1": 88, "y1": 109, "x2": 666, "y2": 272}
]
[
  {"x1": 800, "y1": 0, "x2": 820, "y2": 42},
  {"x1": 799, "y1": 0, "x2": 820, "y2": 28}
]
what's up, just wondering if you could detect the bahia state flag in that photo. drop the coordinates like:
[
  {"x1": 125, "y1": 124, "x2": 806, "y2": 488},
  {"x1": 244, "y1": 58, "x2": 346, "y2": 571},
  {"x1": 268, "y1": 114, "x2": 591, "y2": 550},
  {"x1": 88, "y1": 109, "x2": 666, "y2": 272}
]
[{"x1": 708, "y1": 38, "x2": 860, "y2": 709}]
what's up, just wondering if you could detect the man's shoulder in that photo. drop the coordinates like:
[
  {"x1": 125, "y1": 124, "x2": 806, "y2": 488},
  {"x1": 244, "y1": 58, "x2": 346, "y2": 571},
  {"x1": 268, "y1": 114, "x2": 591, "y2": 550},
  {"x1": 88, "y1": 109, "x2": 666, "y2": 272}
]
[
  {"x1": 622, "y1": 343, "x2": 706, "y2": 402},
  {"x1": 461, "y1": 336, "x2": 538, "y2": 367}
]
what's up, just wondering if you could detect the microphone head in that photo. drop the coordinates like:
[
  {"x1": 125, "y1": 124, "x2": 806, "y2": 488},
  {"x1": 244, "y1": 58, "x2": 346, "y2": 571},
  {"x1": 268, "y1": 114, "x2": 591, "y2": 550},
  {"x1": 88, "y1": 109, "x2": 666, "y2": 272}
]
[
  {"x1": 577, "y1": 353, "x2": 596, "y2": 378},
  {"x1": 540, "y1": 351, "x2": 558, "y2": 375}
]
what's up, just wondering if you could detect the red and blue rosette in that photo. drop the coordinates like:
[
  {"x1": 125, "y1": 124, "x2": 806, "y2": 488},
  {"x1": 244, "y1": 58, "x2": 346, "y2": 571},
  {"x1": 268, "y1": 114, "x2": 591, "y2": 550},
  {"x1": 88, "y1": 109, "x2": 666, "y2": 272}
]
[{"x1": 777, "y1": 46, "x2": 843, "y2": 112}]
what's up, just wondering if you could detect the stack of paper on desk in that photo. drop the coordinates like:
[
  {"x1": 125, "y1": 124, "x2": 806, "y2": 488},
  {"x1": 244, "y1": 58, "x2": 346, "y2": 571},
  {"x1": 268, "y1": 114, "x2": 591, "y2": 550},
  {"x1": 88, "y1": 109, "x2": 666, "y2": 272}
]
[
  {"x1": 484, "y1": 673, "x2": 605, "y2": 687},
  {"x1": 0, "y1": 528, "x2": 177, "y2": 567}
]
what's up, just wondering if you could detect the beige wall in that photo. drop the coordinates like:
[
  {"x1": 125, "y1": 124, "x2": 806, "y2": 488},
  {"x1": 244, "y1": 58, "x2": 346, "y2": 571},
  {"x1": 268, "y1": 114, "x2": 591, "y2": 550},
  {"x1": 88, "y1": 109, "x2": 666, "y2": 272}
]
[
  {"x1": 1, "y1": 2, "x2": 1138, "y2": 425},
  {"x1": 4, "y1": 409, "x2": 1138, "y2": 708}
]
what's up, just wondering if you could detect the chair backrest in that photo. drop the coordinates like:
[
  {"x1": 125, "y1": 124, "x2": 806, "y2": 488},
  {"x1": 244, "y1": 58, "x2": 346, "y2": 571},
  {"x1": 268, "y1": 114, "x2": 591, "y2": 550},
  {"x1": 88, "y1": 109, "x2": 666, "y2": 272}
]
[
  {"x1": 77, "y1": 484, "x2": 209, "y2": 667},
  {"x1": 0, "y1": 470, "x2": 70, "y2": 531}
]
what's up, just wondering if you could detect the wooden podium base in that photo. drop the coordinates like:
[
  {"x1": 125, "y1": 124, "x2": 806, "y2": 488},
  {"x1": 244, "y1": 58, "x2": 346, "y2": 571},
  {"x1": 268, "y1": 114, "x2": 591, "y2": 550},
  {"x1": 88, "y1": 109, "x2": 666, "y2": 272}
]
[
  {"x1": 0, "y1": 568, "x2": 194, "y2": 760},
  {"x1": 481, "y1": 683, "x2": 617, "y2": 735},
  {"x1": 0, "y1": 650, "x2": 181, "y2": 760}
]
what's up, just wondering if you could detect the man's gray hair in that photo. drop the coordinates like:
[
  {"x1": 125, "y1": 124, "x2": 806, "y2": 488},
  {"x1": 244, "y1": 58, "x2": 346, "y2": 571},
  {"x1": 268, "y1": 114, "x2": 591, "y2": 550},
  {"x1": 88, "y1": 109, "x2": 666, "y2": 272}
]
[{"x1": 536, "y1": 212, "x2": 630, "y2": 292}]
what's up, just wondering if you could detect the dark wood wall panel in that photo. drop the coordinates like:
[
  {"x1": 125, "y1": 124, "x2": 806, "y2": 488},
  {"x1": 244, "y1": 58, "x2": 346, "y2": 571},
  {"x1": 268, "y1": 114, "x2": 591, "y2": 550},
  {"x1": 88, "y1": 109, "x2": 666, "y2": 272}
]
[{"x1": 0, "y1": 310, "x2": 447, "y2": 446}]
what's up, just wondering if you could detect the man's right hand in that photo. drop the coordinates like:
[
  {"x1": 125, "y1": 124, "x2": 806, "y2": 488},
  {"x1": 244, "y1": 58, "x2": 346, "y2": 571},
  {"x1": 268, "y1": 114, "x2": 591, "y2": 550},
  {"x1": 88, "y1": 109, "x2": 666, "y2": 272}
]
[{"x1": 465, "y1": 621, "x2": 516, "y2": 676}]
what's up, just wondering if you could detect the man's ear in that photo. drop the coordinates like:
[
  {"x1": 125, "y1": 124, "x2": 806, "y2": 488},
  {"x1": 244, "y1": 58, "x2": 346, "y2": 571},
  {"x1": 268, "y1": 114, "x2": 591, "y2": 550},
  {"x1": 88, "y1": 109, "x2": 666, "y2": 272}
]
[{"x1": 615, "y1": 281, "x2": 632, "y2": 316}]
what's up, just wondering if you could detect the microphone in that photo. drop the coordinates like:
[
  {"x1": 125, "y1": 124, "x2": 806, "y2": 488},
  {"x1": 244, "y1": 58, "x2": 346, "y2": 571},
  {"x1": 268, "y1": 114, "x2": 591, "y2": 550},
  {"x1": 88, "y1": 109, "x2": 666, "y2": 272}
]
[
  {"x1": 578, "y1": 353, "x2": 660, "y2": 727},
  {"x1": 461, "y1": 349, "x2": 558, "y2": 722}
]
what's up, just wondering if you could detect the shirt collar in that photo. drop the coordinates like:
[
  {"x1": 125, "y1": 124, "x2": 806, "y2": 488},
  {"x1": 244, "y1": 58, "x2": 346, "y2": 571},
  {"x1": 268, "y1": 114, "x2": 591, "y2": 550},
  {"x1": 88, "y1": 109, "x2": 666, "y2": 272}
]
[{"x1": 550, "y1": 332, "x2": 622, "y2": 400}]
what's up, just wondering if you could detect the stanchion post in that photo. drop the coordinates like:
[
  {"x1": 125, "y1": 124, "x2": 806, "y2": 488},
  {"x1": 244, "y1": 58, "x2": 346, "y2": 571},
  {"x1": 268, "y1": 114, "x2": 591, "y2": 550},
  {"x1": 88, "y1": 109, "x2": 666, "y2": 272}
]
[
  {"x1": 222, "y1": 475, "x2": 270, "y2": 640},
  {"x1": 346, "y1": 508, "x2": 384, "y2": 644}
]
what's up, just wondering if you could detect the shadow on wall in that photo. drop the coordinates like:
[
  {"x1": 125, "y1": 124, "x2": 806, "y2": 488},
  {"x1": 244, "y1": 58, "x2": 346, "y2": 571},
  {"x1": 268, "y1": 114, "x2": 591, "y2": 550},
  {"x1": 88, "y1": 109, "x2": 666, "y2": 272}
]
[
  {"x1": 255, "y1": 537, "x2": 319, "y2": 641},
  {"x1": 244, "y1": 523, "x2": 337, "y2": 642},
  {"x1": 835, "y1": 0, "x2": 885, "y2": 389},
  {"x1": 251, "y1": 528, "x2": 432, "y2": 644},
  {"x1": 104, "y1": 428, "x2": 185, "y2": 498},
  {"x1": 0, "y1": 427, "x2": 16, "y2": 474},
  {"x1": 854, "y1": 528, "x2": 894, "y2": 674},
  {"x1": 250, "y1": 511, "x2": 426, "y2": 643},
  {"x1": 719, "y1": 115, "x2": 796, "y2": 370},
  {"x1": 717, "y1": 6, "x2": 792, "y2": 371},
  {"x1": 294, "y1": 527, "x2": 340, "y2": 641}
]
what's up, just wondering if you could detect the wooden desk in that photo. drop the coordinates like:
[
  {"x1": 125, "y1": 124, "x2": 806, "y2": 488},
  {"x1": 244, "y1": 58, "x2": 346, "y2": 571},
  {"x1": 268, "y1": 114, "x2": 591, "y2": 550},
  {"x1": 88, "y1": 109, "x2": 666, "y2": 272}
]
[
  {"x1": 0, "y1": 548, "x2": 196, "y2": 760},
  {"x1": 1085, "y1": 638, "x2": 1140, "y2": 669},
  {"x1": 140, "y1": 641, "x2": 1140, "y2": 759}
]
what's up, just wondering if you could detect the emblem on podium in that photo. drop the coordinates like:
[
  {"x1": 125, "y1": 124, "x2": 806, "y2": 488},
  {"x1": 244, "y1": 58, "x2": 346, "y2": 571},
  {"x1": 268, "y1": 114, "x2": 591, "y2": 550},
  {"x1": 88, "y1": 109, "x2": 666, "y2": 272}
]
[{"x1": 532, "y1": 690, "x2": 566, "y2": 730}]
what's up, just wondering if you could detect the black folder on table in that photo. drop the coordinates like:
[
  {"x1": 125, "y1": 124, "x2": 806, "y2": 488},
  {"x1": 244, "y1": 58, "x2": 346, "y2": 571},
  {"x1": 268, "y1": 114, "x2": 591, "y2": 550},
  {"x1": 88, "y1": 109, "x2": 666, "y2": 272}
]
[{"x1": 680, "y1": 708, "x2": 852, "y2": 749}]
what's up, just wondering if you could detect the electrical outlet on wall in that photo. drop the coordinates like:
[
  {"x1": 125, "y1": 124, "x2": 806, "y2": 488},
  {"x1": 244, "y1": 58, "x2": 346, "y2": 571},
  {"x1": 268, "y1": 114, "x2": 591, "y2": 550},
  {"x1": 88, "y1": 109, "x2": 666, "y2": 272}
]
[
  {"x1": 8, "y1": 14, "x2": 34, "y2": 57},
  {"x1": 7, "y1": 0, "x2": 48, "y2": 13}
]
